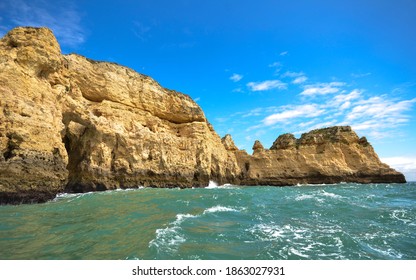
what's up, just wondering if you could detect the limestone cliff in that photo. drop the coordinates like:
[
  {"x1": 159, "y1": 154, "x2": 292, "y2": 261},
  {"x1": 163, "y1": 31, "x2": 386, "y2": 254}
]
[
  {"x1": 232, "y1": 126, "x2": 405, "y2": 185},
  {"x1": 0, "y1": 27, "x2": 405, "y2": 204},
  {"x1": 0, "y1": 27, "x2": 240, "y2": 203}
]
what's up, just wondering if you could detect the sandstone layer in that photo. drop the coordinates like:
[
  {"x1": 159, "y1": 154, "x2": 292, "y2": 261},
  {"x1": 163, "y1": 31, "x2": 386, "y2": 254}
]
[{"x1": 0, "y1": 27, "x2": 405, "y2": 204}]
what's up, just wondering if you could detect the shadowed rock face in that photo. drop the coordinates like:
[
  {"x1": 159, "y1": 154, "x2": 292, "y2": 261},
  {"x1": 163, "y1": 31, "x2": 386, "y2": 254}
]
[{"x1": 0, "y1": 27, "x2": 405, "y2": 204}]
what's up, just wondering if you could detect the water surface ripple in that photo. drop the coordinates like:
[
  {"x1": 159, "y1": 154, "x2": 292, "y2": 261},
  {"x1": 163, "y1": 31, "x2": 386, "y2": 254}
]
[{"x1": 1, "y1": 183, "x2": 415, "y2": 259}]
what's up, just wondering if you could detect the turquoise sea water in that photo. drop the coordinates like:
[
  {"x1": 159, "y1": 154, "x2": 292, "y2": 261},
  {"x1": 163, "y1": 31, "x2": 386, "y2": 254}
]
[{"x1": 0, "y1": 182, "x2": 415, "y2": 260}]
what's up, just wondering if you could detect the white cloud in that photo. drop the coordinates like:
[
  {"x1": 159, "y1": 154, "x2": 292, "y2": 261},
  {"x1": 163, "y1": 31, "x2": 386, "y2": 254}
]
[
  {"x1": 280, "y1": 51, "x2": 288, "y2": 56},
  {"x1": 230, "y1": 73, "x2": 243, "y2": 82},
  {"x1": 338, "y1": 96, "x2": 416, "y2": 139},
  {"x1": 4, "y1": 0, "x2": 85, "y2": 48},
  {"x1": 331, "y1": 89, "x2": 362, "y2": 111},
  {"x1": 300, "y1": 82, "x2": 345, "y2": 96},
  {"x1": 280, "y1": 71, "x2": 308, "y2": 84},
  {"x1": 292, "y1": 76, "x2": 308, "y2": 84},
  {"x1": 269, "y1": 61, "x2": 282, "y2": 68},
  {"x1": 381, "y1": 156, "x2": 416, "y2": 181},
  {"x1": 346, "y1": 97, "x2": 416, "y2": 121},
  {"x1": 132, "y1": 21, "x2": 151, "y2": 41},
  {"x1": 263, "y1": 104, "x2": 324, "y2": 126},
  {"x1": 281, "y1": 71, "x2": 304, "y2": 78},
  {"x1": 339, "y1": 101, "x2": 351, "y2": 110},
  {"x1": 242, "y1": 108, "x2": 263, "y2": 118},
  {"x1": 333, "y1": 89, "x2": 361, "y2": 105},
  {"x1": 351, "y1": 72, "x2": 371, "y2": 78},
  {"x1": 247, "y1": 80, "x2": 287, "y2": 91}
]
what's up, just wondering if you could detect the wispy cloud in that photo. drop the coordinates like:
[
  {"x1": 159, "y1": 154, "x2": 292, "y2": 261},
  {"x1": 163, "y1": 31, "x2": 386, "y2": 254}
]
[
  {"x1": 280, "y1": 51, "x2": 288, "y2": 56},
  {"x1": 263, "y1": 104, "x2": 324, "y2": 126},
  {"x1": 132, "y1": 21, "x2": 151, "y2": 41},
  {"x1": 238, "y1": 81, "x2": 415, "y2": 143},
  {"x1": 247, "y1": 80, "x2": 287, "y2": 91},
  {"x1": 281, "y1": 71, "x2": 303, "y2": 78},
  {"x1": 280, "y1": 71, "x2": 308, "y2": 84},
  {"x1": 300, "y1": 82, "x2": 345, "y2": 96},
  {"x1": 3, "y1": 0, "x2": 85, "y2": 48},
  {"x1": 269, "y1": 62, "x2": 282, "y2": 68},
  {"x1": 292, "y1": 76, "x2": 308, "y2": 84},
  {"x1": 331, "y1": 89, "x2": 362, "y2": 110},
  {"x1": 346, "y1": 97, "x2": 416, "y2": 121},
  {"x1": 230, "y1": 73, "x2": 243, "y2": 82},
  {"x1": 351, "y1": 72, "x2": 371, "y2": 78}
]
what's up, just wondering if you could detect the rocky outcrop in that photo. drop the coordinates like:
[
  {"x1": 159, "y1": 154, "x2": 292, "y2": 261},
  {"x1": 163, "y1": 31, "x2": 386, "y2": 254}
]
[
  {"x1": 232, "y1": 126, "x2": 405, "y2": 185},
  {"x1": 252, "y1": 140, "x2": 265, "y2": 154},
  {"x1": 0, "y1": 27, "x2": 240, "y2": 203},
  {"x1": 0, "y1": 27, "x2": 405, "y2": 204}
]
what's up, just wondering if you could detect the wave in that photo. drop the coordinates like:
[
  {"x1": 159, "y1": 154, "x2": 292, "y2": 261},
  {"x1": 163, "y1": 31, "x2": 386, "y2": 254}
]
[
  {"x1": 203, "y1": 205, "x2": 243, "y2": 214},
  {"x1": 148, "y1": 212, "x2": 198, "y2": 252},
  {"x1": 149, "y1": 205, "x2": 244, "y2": 253},
  {"x1": 115, "y1": 186, "x2": 145, "y2": 191},
  {"x1": 365, "y1": 244, "x2": 404, "y2": 259},
  {"x1": 206, "y1": 180, "x2": 219, "y2": 188},
  {"x1": 53, "y1": 187, "x2": 147, "y2": 201},
  {"x1": 320, "y1": 190, "x2": 343, "y2": 199},
  {"x1": 53, "y1": 192, "x2": 94, "y2": 202},
  {"x1": 390, "y1": 209, "x2": 412, "y2": 223},
  {"x1": 205, "y1": 181, "x2": 236, "y2": 189},
  {"x1": 294, "y1": 194, "x2": 324, "y2": 203}
]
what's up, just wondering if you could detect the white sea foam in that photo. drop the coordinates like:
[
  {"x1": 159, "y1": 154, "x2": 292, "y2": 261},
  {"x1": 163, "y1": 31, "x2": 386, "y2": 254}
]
[
  {"x1": 202, "y1": 205, "x2": 246, "y2": 214},
  {"x1": 149, "y1": 213, "x2": 198, "y2": 252},
  {"x1": 205, "y1": 181, "x2": 236, "y2": 189},
  {"x1": 114, "y1": 187, "x2": 141, "y2": 192},
  {"x1": 203, "y1": 205, "x2": 242, "y2": 214},
  {"x1": 320, "y1": 190, "x2": 342, "y2": 199},
  {"x1": 206, "y1": 180, "x2": 219, "y2": 188},
  {"x1": 252, "y1": 224, "x2": 286, "y2": 240},
  {"x1": 151, "y1": 226, "x2": 186, "y2": 248},
  {"x1": 295, "y1": 194, "x2": 314, "y2": 201},
  {"x1": 289, "y1": 247, "x2": 309, "y2": 258},
  {"x1": 295, "y1": 194, "x2": 324, "y2": 203},
  {"x1": 53, "y1": 192, "x2": 92, "y2": 201},
  {"x1": 366, "y1": 244, "x2": 403, "y2": 259},
  {"x1": 390, "y1": 209, "x2": 412, "y2": 223},
  {"x1": 174, "y1": 213, "x2": 198, "y2": 224},
  {"x1": 54, "y1": 193, "x2": 80, "y2": 199}
]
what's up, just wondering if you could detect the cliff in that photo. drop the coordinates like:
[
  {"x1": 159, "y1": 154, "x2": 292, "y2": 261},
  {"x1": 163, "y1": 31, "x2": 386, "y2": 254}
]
[
  {"x1": 0, "y1": 27, "x2": 405, "y2": 204},
  {"x1": 231, "y1": 126, "x2": 405, "y2": 185}
]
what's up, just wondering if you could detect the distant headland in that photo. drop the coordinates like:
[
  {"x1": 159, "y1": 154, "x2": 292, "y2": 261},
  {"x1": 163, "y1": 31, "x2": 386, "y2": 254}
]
[{"x1": 0, "y1": 27, "x2": 405, "y2": 204}]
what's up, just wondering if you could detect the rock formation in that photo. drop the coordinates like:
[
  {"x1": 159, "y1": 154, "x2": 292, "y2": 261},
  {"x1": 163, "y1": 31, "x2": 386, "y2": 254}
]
[
  {"x1": 0, "y1": 27, "x2": 405, "y2": 204},
  {"x1": 232, "y1": 126, "x2": 405, "y2": 186}
]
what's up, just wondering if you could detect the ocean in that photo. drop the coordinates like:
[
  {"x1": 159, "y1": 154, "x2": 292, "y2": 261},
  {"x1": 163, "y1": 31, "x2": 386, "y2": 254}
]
[{"x1": 0, "y1": 182, "x2": 415, "y2": 260}]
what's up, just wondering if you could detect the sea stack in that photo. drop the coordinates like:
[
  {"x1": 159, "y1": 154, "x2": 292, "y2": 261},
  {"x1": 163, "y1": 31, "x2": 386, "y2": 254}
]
[{"x1": 0, "y1": 27, "x2": 405, "y2": 204}]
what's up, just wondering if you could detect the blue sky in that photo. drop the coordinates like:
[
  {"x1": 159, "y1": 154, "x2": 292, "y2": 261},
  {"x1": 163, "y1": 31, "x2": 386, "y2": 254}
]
[{"x1": 1, "y1": 0, "x2": 415, "y2": 180}]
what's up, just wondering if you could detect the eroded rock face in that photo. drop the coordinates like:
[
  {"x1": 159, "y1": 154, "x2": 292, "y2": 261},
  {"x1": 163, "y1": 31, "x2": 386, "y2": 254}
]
[
  {"x1": 0, "y1": 27, "x2": 240, "y2": 203},
  {"x1": 0, "y1": 28, "x2": 68, "y2": 203},
  {"x1": 233, "y1": 126, "x2": 406, "y2": 185},
  {"x1": 0, "y1": 27, "x2": 405, "y2": 204}
]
